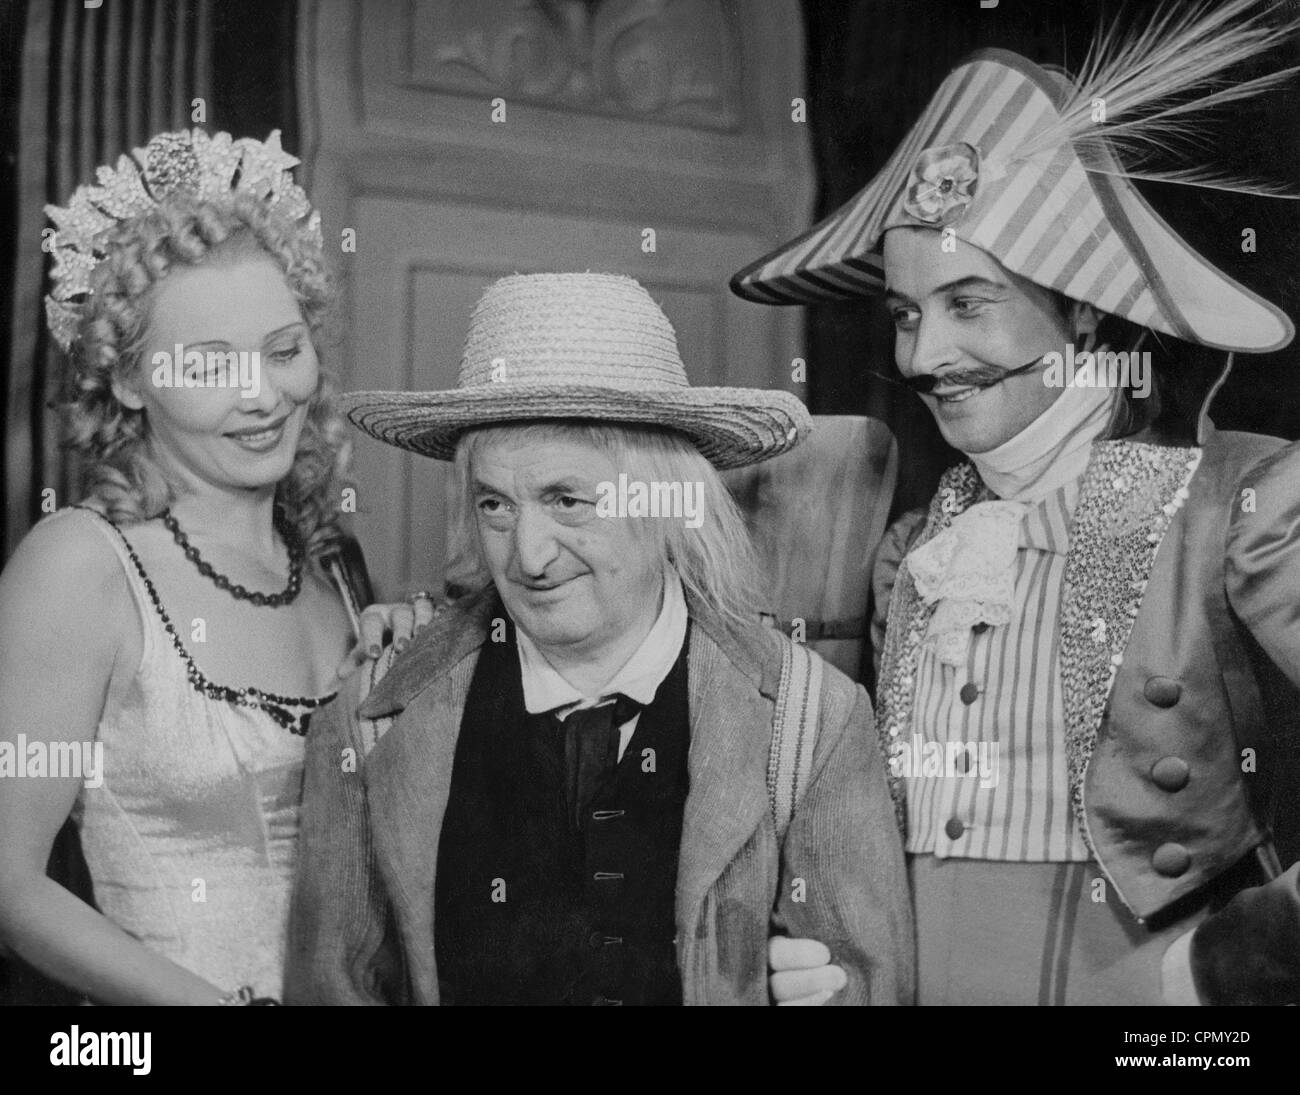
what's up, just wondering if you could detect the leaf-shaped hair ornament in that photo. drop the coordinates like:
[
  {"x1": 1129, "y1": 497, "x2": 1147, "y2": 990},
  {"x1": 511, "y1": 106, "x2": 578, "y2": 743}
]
[{"x1": 43, "y1": 128, "x2": 323, "y2": 351}]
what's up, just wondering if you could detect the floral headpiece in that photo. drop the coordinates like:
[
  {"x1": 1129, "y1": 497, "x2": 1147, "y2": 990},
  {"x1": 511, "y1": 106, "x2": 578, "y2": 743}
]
[{"x1": 43, "y1": 128, "x2": 322, "y2": 351}]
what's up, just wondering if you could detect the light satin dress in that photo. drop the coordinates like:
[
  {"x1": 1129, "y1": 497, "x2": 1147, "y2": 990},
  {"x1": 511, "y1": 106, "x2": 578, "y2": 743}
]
[{"x1": 53, "y1": 506, "x2": 332, "y2": 999}]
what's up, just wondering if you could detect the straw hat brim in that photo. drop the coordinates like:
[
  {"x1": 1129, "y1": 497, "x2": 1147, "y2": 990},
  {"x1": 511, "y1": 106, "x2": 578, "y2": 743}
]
[{"x1": 336, "y1": 384, "x2": 813, "y2": 469}]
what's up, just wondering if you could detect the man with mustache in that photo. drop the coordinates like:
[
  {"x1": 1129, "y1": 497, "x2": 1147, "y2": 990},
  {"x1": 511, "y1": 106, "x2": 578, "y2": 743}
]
[
  {"x1": 731, "y1": 1, "x2": 1300, "y2": 1004},
  {"x1": 286, "y1": 273, "x2": 912, "y2": 1006}
]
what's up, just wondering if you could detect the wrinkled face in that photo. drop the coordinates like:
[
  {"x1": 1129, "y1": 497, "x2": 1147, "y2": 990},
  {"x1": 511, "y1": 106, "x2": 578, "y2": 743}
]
[
  {"x1": 117, "y1": 252, "x2": 319, "y2": 496},
  {"x1": 882, "y1": 226, "x2": 1075, "y2": 453},
  {"x1": 470, "y1": 433, "x2": 663, "y2": 658}
]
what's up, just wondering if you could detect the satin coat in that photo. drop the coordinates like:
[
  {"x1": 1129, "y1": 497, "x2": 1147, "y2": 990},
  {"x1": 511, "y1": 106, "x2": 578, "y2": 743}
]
[{"x1": 872, "y1": 421, "x2": 1300, "y2": 1005}]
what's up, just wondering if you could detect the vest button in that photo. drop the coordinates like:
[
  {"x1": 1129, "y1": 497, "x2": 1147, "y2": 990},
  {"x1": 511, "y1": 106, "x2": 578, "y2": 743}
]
[
  {"x1": 1150, "y1": 756, "x2": 1191, "y2": 791},
  {"x1": 944, "y1": 817, "x2": 965, "y2": 841},
  {"x1": 1143, "y1": 676, "x2": 1182, "y2": 707},
  {"x1": 1152, "y1": 843, "x2": 1191, "y2": 877}
]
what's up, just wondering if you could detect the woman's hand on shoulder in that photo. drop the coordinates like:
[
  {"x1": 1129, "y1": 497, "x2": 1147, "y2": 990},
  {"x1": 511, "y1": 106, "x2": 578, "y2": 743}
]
[{"x1": 335, "y1": 590, "x2": 439, "y2": 678}]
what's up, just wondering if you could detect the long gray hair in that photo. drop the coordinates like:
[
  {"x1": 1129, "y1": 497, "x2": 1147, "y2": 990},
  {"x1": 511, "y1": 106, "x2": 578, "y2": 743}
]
[{"x1": 448, "y1": 420, "x2": 762, "y2": 629}]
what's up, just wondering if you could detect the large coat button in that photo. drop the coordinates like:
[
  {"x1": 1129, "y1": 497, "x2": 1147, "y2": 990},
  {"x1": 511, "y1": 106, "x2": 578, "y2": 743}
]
[
  {"x1": 1150, "y1": 756, "x2": 1191, "y2": 791},
  {"x1": 1152, "y1": 843, "x2": 1191, "y2": 877},
  {"x1": 1143, "y1": 676, "x2": 1182, "y2": 707}
]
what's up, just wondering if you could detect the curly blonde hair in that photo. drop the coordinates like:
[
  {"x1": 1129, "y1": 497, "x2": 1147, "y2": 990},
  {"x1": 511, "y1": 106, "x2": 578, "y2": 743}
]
[{"x1": 60, "y1": 192, "x2": 350, "y2": 555}]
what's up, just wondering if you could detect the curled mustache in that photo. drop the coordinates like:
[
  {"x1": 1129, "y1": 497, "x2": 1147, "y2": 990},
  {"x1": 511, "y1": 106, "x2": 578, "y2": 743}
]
[{"x1": 901, "y1": 354, "x2": 1046, "y2": 395}]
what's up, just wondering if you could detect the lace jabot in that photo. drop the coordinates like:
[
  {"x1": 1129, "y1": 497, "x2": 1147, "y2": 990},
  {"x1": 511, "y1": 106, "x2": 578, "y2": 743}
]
[{"x1": 905, "y1": 499, "x2": 1028, "y2": 667}]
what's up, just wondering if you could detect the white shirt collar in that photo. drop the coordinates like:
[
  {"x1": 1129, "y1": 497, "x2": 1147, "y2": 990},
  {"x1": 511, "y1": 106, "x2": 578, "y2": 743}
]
[
  {"x1": 515, "y1": 569, "x2": 688, "y2": 719},
  {"x1": 967, "y1": 376, "x2": 1116, "y2": 503}
]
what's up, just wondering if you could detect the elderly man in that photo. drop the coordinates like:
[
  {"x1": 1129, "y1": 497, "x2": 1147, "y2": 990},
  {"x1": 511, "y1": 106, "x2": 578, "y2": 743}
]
[
  {"x1": 286, "y1": 272, "x2": 912, "y2": 1006},
  {"x1": 731, "y1": 1, "x2": 1300, "y2": 1004}
]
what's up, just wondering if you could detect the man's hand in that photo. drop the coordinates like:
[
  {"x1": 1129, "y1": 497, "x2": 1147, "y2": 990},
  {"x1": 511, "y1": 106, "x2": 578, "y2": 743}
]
[
  {"x1": 335, "y1": 593, "x2": 438, "y2": 678},
  {"x1": 769, "y1": 936, "x2": 847, "y2": 1005}
]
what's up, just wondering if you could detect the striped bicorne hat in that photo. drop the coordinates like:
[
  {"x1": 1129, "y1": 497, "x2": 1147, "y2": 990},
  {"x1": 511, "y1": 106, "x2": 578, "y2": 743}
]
[
  {"x1": 732, "y1": 22, "x2": 1296, "y2": 354},
  {"x1": 338, "y1": 273, "x2": 810, "y2": 470}
]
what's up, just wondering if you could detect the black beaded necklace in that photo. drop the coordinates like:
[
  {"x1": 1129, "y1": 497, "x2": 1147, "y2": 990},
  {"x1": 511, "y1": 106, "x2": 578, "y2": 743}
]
[
  {"x1": 70, "y1": 505, "x2": 333, "y2": 735},
  {"x1": 161, "y1": 507, "x2": 303, "y2": 607}
]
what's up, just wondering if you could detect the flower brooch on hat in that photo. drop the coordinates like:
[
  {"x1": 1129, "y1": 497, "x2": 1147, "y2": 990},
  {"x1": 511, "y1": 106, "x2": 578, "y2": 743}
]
[{"x1": 903, "y1": 142, "x2": 980, "y2": 226}]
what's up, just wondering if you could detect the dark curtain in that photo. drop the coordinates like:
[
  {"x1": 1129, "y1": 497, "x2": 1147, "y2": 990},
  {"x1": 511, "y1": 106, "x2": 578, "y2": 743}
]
[
  {"x1": 209, "y1": 0, "x2": 299, "y2": 156},
  {"x1": 1, "y1": 3, "x2": 25, "y2": 559},
  {"x1": 0, "y1": 0, "x2": 298, "y2": 1006},
  {"x1": 4, "y1": 0, "x2": 216, "y2": 563},
  {"x1": 800, "y1": 0, "x2": 1300, "y2": 521}
]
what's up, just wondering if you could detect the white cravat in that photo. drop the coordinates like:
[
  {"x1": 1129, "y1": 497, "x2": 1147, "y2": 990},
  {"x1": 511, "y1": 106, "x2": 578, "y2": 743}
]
[
  {"x1": 906, "y1": 499, "x2": 1027, "y2": 666},
  {"x1": 967, "y1": 373, "x2": 1117, "y2": 503},
  {"x1": 907, "y1": 375, "x2": 1116, "y2": 665},
  {"x1": 515, "y1": 569, "x2": 688, "y2": 760}
]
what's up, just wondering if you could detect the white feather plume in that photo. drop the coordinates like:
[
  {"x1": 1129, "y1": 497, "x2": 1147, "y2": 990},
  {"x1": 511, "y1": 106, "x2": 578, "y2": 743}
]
[{"x1": 1011, "y1": 0, "x2": 1300, "y2": 198}]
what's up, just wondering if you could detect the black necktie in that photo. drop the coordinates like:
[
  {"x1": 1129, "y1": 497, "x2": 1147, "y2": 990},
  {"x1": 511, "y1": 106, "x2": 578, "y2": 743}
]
[{"x1": 555, "y1": 695, "x2": 642, "y2": 830}]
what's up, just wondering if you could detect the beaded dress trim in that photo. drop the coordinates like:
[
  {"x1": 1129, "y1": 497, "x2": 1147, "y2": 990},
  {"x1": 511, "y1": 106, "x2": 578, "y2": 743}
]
[{"x1": 74, "y1": 506, "x2": 335, "y2": 735}]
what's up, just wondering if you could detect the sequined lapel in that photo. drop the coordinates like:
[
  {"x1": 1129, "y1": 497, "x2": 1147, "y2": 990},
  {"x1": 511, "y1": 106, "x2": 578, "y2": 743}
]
[
  {"x1": 875, "y1": 462, "x2": 986, "y2": 831},
  {"x1": 1058, "y1": 440, "x2": 1201, "y2": 857},
  {"x1": 875, "y1": 443, "x2": 1202, "y2": 843}
]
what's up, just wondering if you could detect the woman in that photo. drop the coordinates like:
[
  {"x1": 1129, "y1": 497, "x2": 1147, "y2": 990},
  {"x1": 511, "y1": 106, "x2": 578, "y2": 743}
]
[{"x1": 0, "y1": 128, "x2": 357, "y2": 1004}]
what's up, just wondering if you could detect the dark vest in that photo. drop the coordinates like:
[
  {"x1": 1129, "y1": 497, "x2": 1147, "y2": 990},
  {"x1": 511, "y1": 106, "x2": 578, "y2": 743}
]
[{"x1": 434, "y1": 616, "x2": 691, "y2": 1006}]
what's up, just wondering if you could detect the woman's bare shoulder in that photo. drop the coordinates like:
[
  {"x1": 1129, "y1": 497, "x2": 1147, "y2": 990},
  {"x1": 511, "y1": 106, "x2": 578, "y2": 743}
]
[{"x1": 0, "y1": 507, "x2": 134, "y2": 629}]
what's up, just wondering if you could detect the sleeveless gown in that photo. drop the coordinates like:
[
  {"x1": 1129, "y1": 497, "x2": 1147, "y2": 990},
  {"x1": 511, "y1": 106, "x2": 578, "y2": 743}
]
[{"x1": 54, "y1": 507, "x2": 334, "y2": 998}]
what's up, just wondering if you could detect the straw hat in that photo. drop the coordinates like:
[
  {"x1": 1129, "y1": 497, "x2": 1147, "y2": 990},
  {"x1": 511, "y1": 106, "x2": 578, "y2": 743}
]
[
  {"x1": 338, "y1": 273, "x2": 811, "y2": 469},
  {"x1": 731, "y1": 1, "x2": 1297, "y2": 354}
]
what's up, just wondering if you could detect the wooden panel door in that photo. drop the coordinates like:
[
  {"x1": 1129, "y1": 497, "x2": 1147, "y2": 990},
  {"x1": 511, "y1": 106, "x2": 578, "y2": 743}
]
[{"x1": 298, "y1": 0, "x2": 815, "y2": 598}]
